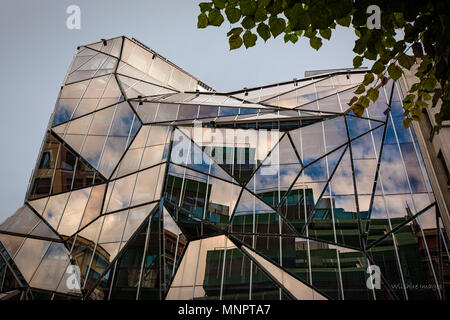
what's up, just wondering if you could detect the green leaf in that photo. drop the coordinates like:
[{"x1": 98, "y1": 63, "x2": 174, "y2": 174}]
[
  {"x1": 371, "y1": 61, "x2": 384, "y2": 75},
  {"x1": 358, "y1": 95, "x2": 370, "y2": 108},
  {"x1": 257, "y1": 23, "x2": 271, "y2": 41},
  {"x1": 268, "y1": 16, "x2": 286, "y2": 38},
  {"x1": 367, "y1": 87, "x2": 379, "y2": 102},
  {"x1": 225, "y1": 7, "x2": 241, "y2": 24},
  {"x1": 387, "y1": 64, "x2": 402, "y2": 80},
  {"x1": 410, "y1": 83, "x2": 420, "y2": 92},
  {"x1": 348, "y1": 96, "x2": 358, "y2": 106},
  {"x1": 398, "y1": 54, "x2": 415, "y2": 70},
  {"x1": 243, "y1": 30, "x2": 257, "y2": 48},
  {"x1": 353, "y1": 39, "x2": 366, "y2": 55},
  {"x1": 353, "y1": 56, "x2": 363, "y2": 68},
  {"x1": 197, "y1": 13, "x2": 209, "y2": 28},
  {"x1": 229, "y1": 35, "x2": 243, "y2": 50},
  {"x1": 354, "y1": 84, "x2": 365, "y2": 95},
  {"x1": 319, "y1": 28, "x2": 332, "y2": 40},
  {"x1": 227, "y1": 27, "x2": 243, "y2": 37},
  {"x1": 421, "y1": 91, "x2": 432, "y2": 101},
  {"x1": 241, "y1": 16, "x2": 255, "y2": 29},
  {"x1": 289, "y1": 33, "x2": 298, "y2": 43},
  {"x1": 199, "y1": 2, "x2": 213, "y2": 13},
  {"x1": 336, "y1": 15, "x2": 351, "y2": 27},
  {"x1": 212, "y1": 0, "x2": 226, "y2": 9},
  {"x1": 254, "y1": 7, "x2": 267, "y2": 22},
  {"x1": 423, "y1": 78, "x2": 437, "y2": 91},
  {"x1": 352, "y1": 103, "x2": 365, "y2": 117},
  {"x1": 362, "y1": 73, "x2": 375, "y2": 85},
  {"x1": 240, "y1": 0, "x2": 257, "y2": 16},
  {"x1": 208, "y1": 8, "x2": 224, "y2": 26},
  {"x1": 403, "y1": 118, "x2": 412, "y2": 129},
  {"x1": 416, "y1": 99, "x2": 428, "y2": 109},
  {"x1": 309, "y1": 37, "x2": 322, "y2": 50}
]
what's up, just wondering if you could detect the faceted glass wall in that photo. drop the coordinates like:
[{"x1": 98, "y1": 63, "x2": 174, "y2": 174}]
[{"x1": 0, "y1": 36, "x2": 448, "y2": 300}]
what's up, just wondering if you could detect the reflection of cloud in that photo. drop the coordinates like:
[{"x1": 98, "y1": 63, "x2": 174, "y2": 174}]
[{"x1": 57, "y1": 188, "x2": 91, "y2": 236}]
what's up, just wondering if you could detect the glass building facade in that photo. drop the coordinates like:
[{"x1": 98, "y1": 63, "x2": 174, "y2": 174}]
[{"x1": 0, "y1": 36, "x2": 448, "y2": 300}]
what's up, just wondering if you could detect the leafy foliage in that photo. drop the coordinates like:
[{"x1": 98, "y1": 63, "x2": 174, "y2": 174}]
[{"x1": 197, "y1": 0, "x2": 450, "y2": 128}]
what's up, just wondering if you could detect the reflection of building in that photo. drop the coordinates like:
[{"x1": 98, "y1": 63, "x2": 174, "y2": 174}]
[
  {"x1": 28, "y1": 133, "x2": 102, "y2": 200},
  {"x1": 0, "y1": 37, "x2": 448, "y2": 300}
]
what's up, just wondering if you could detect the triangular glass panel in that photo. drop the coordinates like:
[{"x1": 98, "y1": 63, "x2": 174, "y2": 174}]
[
  {"x1": 12, "y1": 238, "x2": 52, "y2": 282},
  {"x1": 27, "y1": 132, "x2": 106, "y2": 200},
  {"x1": 117, "y1": 75, "x2": 176, "y2": 100},
  {"x1": 0, "y1": 205, "x2": 40, "y2": 236},
  {"x1": 166, "y1": 235, "x2": 286, "y2": 300},
  {"x1": 53, "y1": 75, "x2": 124, "y2": 127},
  {"x1": 290, "y1": 117, "x2": 347, "y2": 166},
  {"x1": 0, "y1": 234, "x2": 25, "y2": 259},
  {"x1": 170, "y1": 129, "x2": 238, "y2": 183},
  {"x1": 54, "y1": 102, "x2": 141, "y2": 178},
  {"x1": 29, "y1": 219, "x2": 60, "y2": 240},
  {"x1": 278, "y1": 144, "x2": 346, "y2": 233},
  {"x1": 85, "y1": 37, "x2": 123, "y2": 58},
  {"x1": 103, "y1": 164, "x2": 166, "y2": 214},
  {"x1": 162, "y1": 207, "x2": 188, "y2": 295},
  {"x1": 316, "y1": 93, "x2": 343, "y2": 113},
  {"x1": 164, "y1": 201, "x2": 224, "y2": 241},
  {"x1": 65, "y1": 50, "x2": 117, "y2": 85},
  {"x1": 230, "y1": 188, "x2": 296, "y2": 236},
  {"x1": 112, "y1": 125, "x2": 171, "y2": 179},
  {"x1": 303, "y1": 149, "x2": 363, "y2": 249},
  {"x1": 351, "y1": 124, "x2": 384, "y2": 160},
  {"x1": 346, "y1": 115, "x2": 376, "y2": 140},
  {"x1": 241, "y1": 245, "x2": 327, "y2": 300},
  {"x1": 246, "y1": 134, "x2": 302, "y2": 207},
  {"x1": 164, "y1": 164, "x2": 239, "y2": 230},
  {"x1": 29, "y1": 242, "x2": 81, "y2": 295}
]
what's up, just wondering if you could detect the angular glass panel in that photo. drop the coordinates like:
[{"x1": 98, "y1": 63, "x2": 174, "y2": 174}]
[
  {"x1": 86, "y1": 37, "x2": 123, "y2": 58},
  {"x1": 118, "y1": 75, "x2": 176, "y2": 100},
  {"x1": 13, "y1": 238, "x2": 51, "y2": 282},
  {"x1": 166, "y1": 235, "x2": 228, "y2": 300},
  {"x1": 108, "y1": 217, "x2": 152, "y2": 300},
  {"x1": 29, "y1": 242, "x2": 74, "y2": 293},
  {"x1": 57, "y1": 187, "x2": 91, "y2": 237},
  {"x1": 246, "y1": 134, "x2": 301, "y2": 206},
  {"x1": 162, "y1": 208, "x2": 188, "y2": 294},
  {"x1": 0, "y1": 205, "x2": 40, "y2": 236},
  {"x1": 28, "y1": 133, "x2": 105, "y2": 200},
  {"x1": 0, "y1": 234, "x2": 25, "y2": 259},
  {"x1": 41, "y1": 192, "x2": 71, "y2": 230},
  {"x1": 241, "y1": 245, "x2": 327, "y2": 300}
]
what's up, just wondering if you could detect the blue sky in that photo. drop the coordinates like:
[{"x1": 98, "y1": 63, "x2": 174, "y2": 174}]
[{"x1": 0, "y1": 0, "x2": 364, "y2": 221}]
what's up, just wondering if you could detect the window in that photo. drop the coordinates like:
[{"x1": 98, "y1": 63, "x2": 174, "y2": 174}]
[
  {"x1": 31, "y1": 178, "x2": 51, "y2": 195},
  {"x1": 39, "y1": 152, "x2": 51, "y2": 169}
]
